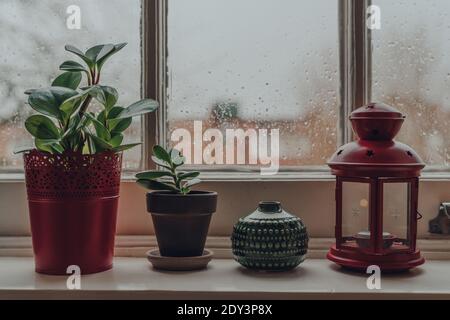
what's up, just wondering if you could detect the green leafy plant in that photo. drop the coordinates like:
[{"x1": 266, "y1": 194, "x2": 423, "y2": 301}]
[
  {"x1": 136, "y1": 146, "x2": 201, "y2": 195},
  {"x1": 18, "y1": 43, "x2": 158, "y2": 154}
]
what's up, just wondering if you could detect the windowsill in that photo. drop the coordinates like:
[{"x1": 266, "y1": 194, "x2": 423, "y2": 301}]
[
  {"x1": 0, "y1": 257, "x2": 450, "y2": 299},
  {"x1": 3, "y1": 171, "x2": 450, "y2": 182},
  {"x1": 0, "y1": 171, "x2": 336, "y2": 182}
]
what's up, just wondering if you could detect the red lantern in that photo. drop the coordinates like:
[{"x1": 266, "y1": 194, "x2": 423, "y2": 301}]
[{"x1": 327, "y1": 102, "x2": 425, "y2": 272}]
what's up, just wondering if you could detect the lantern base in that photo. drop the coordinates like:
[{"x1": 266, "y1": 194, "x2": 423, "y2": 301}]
[{"x1": 327, "y1": 245, "x2": 425, "y2": 272}]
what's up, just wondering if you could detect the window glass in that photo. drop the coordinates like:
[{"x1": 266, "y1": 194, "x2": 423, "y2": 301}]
[
  {"x1": 372, "y1": 0, "x2": 450, "y2": 168},
  {"x1": 167, "y1": 0, "x2": 340, "y2": 168},
  {"x1": 0, "y1": 0, "x2": 142, "y2": 171}
]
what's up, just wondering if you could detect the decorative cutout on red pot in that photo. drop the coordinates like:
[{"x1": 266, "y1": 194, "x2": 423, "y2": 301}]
[{"x1": 24, "y1": 150, "x2": 122, "y2": 199}]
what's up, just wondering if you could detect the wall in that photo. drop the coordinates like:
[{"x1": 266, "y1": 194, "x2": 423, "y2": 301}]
[{"x1": 0, "y1": 180, "x2": 448, "y2": 238}]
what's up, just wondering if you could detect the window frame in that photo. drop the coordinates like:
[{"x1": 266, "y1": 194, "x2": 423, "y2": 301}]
[
  {"x1": 1, "y1": 0, "x2": 450, "y2": 180},
  {"x1": 0, "y1": 0, "x2": 447, "y2": 254}
]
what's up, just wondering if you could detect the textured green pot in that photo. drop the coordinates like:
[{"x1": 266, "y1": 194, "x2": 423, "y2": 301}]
[{"x1": 231, "y1": 201, "x2": 309, "y2": 271}]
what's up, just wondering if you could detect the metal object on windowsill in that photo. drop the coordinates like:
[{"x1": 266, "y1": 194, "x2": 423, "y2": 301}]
[{"x1": 429, "y1": 203, "x2": 450, "y2": 235}]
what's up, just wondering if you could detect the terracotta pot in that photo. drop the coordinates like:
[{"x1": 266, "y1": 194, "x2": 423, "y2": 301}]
[
  {"x1": 24, "y1": 150, "x2": 122, "y2": 275},
  {"x1": 146, "y1": 191, "x2": 217, "y2": 257}
]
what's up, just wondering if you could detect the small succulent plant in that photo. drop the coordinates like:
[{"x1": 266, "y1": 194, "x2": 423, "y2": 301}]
[{"x1": 136, "y1": 145, "x2": 201, "y2": 195}]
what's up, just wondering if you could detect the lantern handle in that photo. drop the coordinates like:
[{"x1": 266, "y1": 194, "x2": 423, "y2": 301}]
[{"x1": 417, "y1": 211, "x2": 423, "y2": 220}]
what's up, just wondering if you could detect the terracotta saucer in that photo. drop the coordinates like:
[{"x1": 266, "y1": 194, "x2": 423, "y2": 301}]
[{"x1": 146, "y1": 249, "x2": 213, "y2": 271}]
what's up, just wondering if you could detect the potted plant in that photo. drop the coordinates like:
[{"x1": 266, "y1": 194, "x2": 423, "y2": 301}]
[
  {"x1": 18, "y1": 43, "x2": 158, "y2": 275},
  {"x1": 136, "y1": 146, "x2": 217, "y2": 257}
]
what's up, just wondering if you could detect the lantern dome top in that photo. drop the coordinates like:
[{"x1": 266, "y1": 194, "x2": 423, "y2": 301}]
[
  {"x1": 328, "y1": 102, "x2": 425, "y2": 177},
  {"x1": 350, "y1": 102, "x2": 404, "y2": 120},
  {"x1": 350, "y1": 102, "x2": 406, "y2": 141}
]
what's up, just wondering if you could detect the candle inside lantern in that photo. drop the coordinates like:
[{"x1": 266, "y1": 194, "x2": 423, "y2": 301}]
[{"x1": 354, "y1": 231, "x2": 395, "y2": 249}]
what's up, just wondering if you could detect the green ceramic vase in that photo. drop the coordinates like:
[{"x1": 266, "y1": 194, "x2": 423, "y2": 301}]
[{"x1": 231, "y1": 201, "x2": 309, "y2": 271}]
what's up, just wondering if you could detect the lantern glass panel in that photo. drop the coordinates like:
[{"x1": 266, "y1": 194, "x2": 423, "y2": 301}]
[
  {"x1": 382, "y1": 182, "x2": 412, "y2": 251},
  {"x1": 341, "y1": 181, "x2": 370, "y2": 248}
]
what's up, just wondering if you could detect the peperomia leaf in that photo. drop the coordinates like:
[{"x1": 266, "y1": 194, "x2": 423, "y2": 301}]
[
  {"x1": 85, "y1": 113, "x2": 111, "y2": 141},
  {"x1": 35, "y1": 139, "x2": 64, "y2": 154},
  {"x1": 97, "y1": 110, "x2": 106, "y2": 125},
  {"x1": 100, "y1": 86, "x2": 118, "y2": 110},
  {"x1": 96, "y1": 43, "x2": 127, "y2": 70},
  {"x1": 107, "y1": 106, "x2": 124, "y2": 118},
  {"x1": 50, "y1": 87, "x2": 80, "y2": 107},
  {"x1": 59, "y1": 92, "x2": 86, "y2": 121},
  {"x1": 87, "y1": 85, "x2": 106, "y2": 104},
  {"x1": 24, "y1": 89, "x2": 37, "y2": 95},
  {"x1": 52, "y1": 71, "x2": 82, "y2": 90},
  {"x1": 25, "y1": 115, "x2": 61, "y2": 140},
  {"x1": 28, "y1": 87, "x2": 80, "y2": 121},
  {"x1": 88, "y1": 134, "x2": 113, "y2": 150},
  {"x1": 59, "y1": 60, "x2": 88, "y2": 73},
  {"x1": 63, "y1": 113, "x2": 88, "y2": 138},
  {"x1": 84, "y1": 43, "x2": 126, "y2": 72},
  {"x1": 35, "y1": 139, "x2": 54, "y2": 153},
  {"x1": 105, "y1": 107, "x2": 132, "y2": 133},
  {"x1": 85, "y1": 44, "x2": 114, "y2": 63},
  {"x1": 108, "y1": 117, "x2": 132, "y2": 133},
  {"x1": 112, "y1": 143, "x2": 141, "y2": 152},
  {"x1": 65, "y1": 45, "x2": 94, "y2": 68},
  {"x1": 116, "y1": 99, "x2": 159, "y2": 119},
  {"x1": 28, "y1": 89, "x2": 60, "y2": 119},
  {"x1": 50, "y1": 142, "x2": 64, "y2": 154},
  {"x1": 109, "y1": 133, "x2": 123, "y2": 147},
  {"x1": 87, "y1": 85, "x2": 118, "y2": 111},
  {"x1": 13, "y1": 147, "x2": 34, "y2": 154}
]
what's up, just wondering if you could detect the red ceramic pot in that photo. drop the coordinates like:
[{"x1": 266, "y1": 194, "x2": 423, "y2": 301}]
[{"x1": 24, "y1": 150, "x2": 122, "y2": 275}]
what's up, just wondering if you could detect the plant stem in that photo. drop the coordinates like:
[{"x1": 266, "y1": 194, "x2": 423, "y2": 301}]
[
  {"x1": 90, "y1": 68, "x2": 96, "y2": 85},
  {"x1": 95, "y1": 69, "x2": 100, "y2": 84},
  {"x1": 171, "y1": 165, "x2": 181, "y2": 190},
  {"x1": 77, "y1": 66, "x2": 98, "y2": 118},
  {"x1": 78, "y1": 95, "x2": 92, "y2": 118},
  {"x1": 87, "y1": 135, "x2": 93, "y2": 155},
  {"x1": 87, "y1": 71, "x2": 92, "y2": 86}
]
